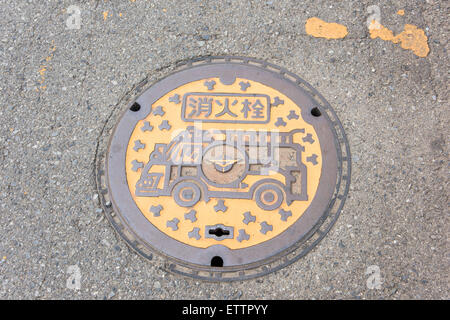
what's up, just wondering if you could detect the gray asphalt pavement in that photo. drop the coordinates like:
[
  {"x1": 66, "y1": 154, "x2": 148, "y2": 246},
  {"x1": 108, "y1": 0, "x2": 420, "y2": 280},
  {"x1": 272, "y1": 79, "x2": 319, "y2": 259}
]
[{"x1": 0, "y1": 0, "x2": 448, "y2": 299}]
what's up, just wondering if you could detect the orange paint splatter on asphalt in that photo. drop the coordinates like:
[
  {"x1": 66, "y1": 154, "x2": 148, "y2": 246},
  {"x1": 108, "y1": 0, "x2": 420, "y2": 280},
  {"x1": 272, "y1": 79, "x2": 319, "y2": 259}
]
[
  {"x1": 305, "y1": 17, "x2": 348, "y2": 39},
  {"x1": 37, "y1": 43, "x2": 56, "y2": 92},
  {"x1": 397, "y1": 9, "x2": 405, "y2": 16},
  {"x1": 369, "y1": 20, "x2": 429, "y2": 57}
]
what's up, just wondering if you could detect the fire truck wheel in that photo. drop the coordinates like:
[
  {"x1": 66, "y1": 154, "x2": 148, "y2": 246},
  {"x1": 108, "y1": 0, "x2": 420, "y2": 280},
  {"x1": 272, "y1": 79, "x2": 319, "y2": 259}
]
[
  {"x1": 254, "y1": 184, "x2": 284, "y2": 211},
  {"x1": 173, "y1": 181, "x2": 202, "y2": 207}
]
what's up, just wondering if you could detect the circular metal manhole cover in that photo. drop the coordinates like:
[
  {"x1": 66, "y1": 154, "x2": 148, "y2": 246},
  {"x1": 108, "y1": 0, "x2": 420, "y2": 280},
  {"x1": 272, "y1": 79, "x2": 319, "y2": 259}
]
[{"x1": 95, "y1": 56, "x2": 351, "y2": 281}]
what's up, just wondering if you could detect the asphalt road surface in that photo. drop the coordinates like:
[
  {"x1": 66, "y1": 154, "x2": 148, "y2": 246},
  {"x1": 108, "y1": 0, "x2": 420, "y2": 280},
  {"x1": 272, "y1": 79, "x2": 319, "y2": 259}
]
[{"x1": 0, "y1": 0, "x2": 448, "y2": 299}]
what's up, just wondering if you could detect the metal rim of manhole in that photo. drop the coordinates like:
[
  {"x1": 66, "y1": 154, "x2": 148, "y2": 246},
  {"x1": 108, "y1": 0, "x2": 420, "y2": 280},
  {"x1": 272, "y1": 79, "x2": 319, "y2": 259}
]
[{"x1": 95, "y1": 56, "x2": 351, "y2": 281}]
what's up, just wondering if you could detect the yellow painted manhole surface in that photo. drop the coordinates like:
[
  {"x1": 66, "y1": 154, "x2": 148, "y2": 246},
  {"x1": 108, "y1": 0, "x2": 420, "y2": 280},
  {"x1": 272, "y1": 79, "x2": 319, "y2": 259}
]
[{"x1": 99, "y1": 57, "x2": 350, "y2": 281}]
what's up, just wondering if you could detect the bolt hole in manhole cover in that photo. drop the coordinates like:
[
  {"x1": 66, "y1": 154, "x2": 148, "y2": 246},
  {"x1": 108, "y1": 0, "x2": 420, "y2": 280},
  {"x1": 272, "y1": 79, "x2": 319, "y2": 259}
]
[{"x1": 95, "y1": 56, "x2": 351, "y2": 281}]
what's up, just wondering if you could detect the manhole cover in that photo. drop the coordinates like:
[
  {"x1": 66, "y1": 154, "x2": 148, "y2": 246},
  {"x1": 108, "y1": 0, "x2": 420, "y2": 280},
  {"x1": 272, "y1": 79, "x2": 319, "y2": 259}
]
[{"x1": 96, "y1": 56, "x2": 351, "y2": 281}]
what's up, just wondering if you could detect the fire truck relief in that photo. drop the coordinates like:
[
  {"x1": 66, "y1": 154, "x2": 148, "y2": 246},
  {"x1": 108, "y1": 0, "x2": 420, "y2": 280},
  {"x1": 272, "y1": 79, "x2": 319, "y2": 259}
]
[{"x1": 126, "y1": 77, "x2": 322, "y2": 249}]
